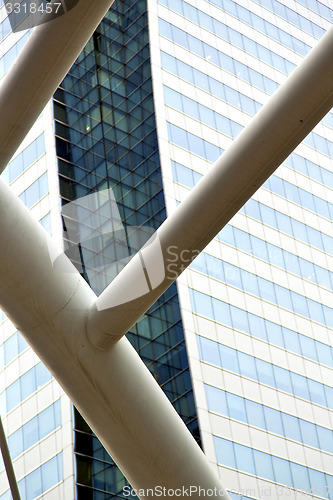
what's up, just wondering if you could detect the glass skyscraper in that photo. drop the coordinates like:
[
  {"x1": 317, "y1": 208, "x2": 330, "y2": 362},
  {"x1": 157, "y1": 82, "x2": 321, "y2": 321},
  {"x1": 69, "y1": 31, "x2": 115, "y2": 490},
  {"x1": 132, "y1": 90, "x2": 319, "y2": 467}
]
[{"x1": 0, "y1": 0, "x2": 332, "y2": 498}]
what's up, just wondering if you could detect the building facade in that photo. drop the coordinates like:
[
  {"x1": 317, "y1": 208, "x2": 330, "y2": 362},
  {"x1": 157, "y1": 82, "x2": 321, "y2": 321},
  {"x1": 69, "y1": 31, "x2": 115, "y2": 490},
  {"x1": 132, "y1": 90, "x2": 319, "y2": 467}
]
[{"x1": 0, "y1": 0, "x2": 332, "y2": 498}]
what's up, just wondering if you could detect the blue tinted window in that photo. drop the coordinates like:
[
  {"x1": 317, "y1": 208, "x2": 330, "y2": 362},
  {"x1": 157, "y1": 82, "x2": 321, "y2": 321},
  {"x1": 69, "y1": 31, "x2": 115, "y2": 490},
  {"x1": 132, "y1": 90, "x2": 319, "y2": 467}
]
[
  {"x1": 245, "y1": 400, "x2": 266, "y2": 429},
  {"x1": 206, "y1": 385, "x2": 228, "y2": 415},
  {"x1": 238, "y1": 351, "x2": 256, "y2": 379},
  {"x1": 213, "y1": 299, "x2": 232, "y2": 326},
  {"x1": 205, "y1": 385, "x2": 333, "y2": 453},
  {"x1": 193, "y1": 253, "x2": 208, "y2": 275},
  {"x1": 234, "y1": 228, "x2": 252, "y2": 254},
  {"x1": 256, "y1": 359, "x2": 274, "y2": 386},
  {"x1": 236, "y1": 444, "x2": 255, "y2": 475},
  {"x1": 273, "y1": 366, "x2": 292, "y2": 393},
  {"x1": 299, "y1": 419, "x2": 319, "y2": 449},
  {"x1": 162, "y1": 51, "x2": 261, "y2": 115},
  {"x1": 193, "y1": 251, "x2": 332, "y2": 328},
  {"x1": 242, "y1": 271, "x2": 260, "y2": 296},
  {"x1": 197, "y1": 329, "x2": 332, "y2": 408},
  {"x1": 167, "y1": 88, "x2": 244, "y2": 138},
  {"x1": 265, "y1": 175, "x2": 333, "y2": 221},
  {"x1": 323, "y1": 386, "x2": 333, "y2": 410},
  {"x1": 42, "y1": 455, "x2": 59, "y2": 492},
  {"x1": 167, "y1": 123, "x2": 222, "y2": 162},
  {"x1": 40, "y1": 405, "x2": 56, "y2": 437},
  {"x1": 264, "y1": 406, "x2": 283, "y2": 436},
  {"x1": 281, "y1": 414, "x2": 302, "y2": 442},
  {"x1": 24, "y1": 418, "x2": 39, "y2": 450},
  {"x1": 229, "y1": 494, "x2": 255, "y2": 500},
  {"x1": 308, "y1": 379, "x2": 326, "y2": 406},
  {"x1": 25, "y1": 467, "x2": 42, "y2": 500},
  {"x1": 0, "y1": 346, "x2": 3, "y2": 370},
  {"x1": 215, "y1": 436, "x2": 333, "y2": 494},
  {"x1": 284, "y1": 330, "x2": 301, "y2": 353},
  {"x1": 224, "y1": 262, "x2": 241, "y2": 288},
  {"x1": 3, "y1": 363, "x2": 52, "y2": 413},
  {"x1": 291, "y1": 372, "x2": 310, "y2": 401},
  {"x1": 168, "y1": 123, "x2": 188, "y2": 148},
  {"x1": 291, "y1": 292, "x2": 308, "y2": 317},
  {"x1": 17, "y1": 454, "x2": 63, "y2": 500},
  {"x1": 209, "y1": 0, "x2": 310, "y2": 53},
  {"x1": 230, "y1": 305, "x2": 249, "y2": 331},
  {"x1": 296, "y1": 0, "x2": 333, "y2": 22},
  {"x1": 316, "y1": 342, "x2": 333, "y2": 367},
  {"x1": 21, "y1": 369, "x2": 35, "y2": 401},
  {"x1": 214, "y1": 437, "x2": 236, "y2": 468},
  {"x1": 304, "y1": 132, "x2": 333, "y2": 158},
  {"x1": 0, "y1": 393, "x2": 5, "y2": 416},
  {"x1": 254, "y1": 449, "x2": 274, "y2": 481},
  {"x1": 258, "y1": 278, "x2": 276, "y2": 303},
  {"x1": 7, "y1": 428, "x2": 23, "y2": 458},
  {"x1": 290, "y1": 462, "x2": 310, "y2": 492},
  {"x1": 317, "y1": 427, "x2": 333, "y2": 454},
  {"x1": 274, "y1": 286, "x2": 291, "y2": 310},
  {"x1": 6, "y1": 379, "x2": 20, "y2": 412},
  {"x1": 4, "y1": 334, "x2": 18, "y2": 365},
  {"x1": 19, "y1": 173, "x2": 49, "y2": 209},
  {"x1": 198, "y1": 337, "x2": 220, "y2": 366},
  {"x1": 160, "y1": 19, "x2": 278, "y2": 94},
  {"x1": 161, "y1": 0, "x2": 295, "y2": 74},
  {"x1": 8, "y1": 401, "x2": 61, "y2": 460},
  {"x1": 0, "y1": 32, "x2": 31, "y2": 79},
  {"x1": 266, "y1": 322, "x2": 284, "y2": 348},
  {"x1": 272, "y1": 456, "x2": 293, "y2": 486},
  {"x1": 40, "y1": 213, "x2": 52, "y2": 234},
  {"x1": 18, "y1": 334, "x2": 28, "y2": 352},
  {"x1": 219, "y1": 225, "x2": 235, "y2": 246},
  {"x1": 307, "y1": 299, "x2": 324, "y2": 326},
  {"x1": 220, "y1": 345, "x2": 238, "y2": 372},
  {"x1": 192, "y1": 289, "x2": 213, "y2": 318},
  {"x1": 172, "y1": 161, "x2": 196, "y2": 188},
  {"x1": 242, "y1": 199, "x2": 333, "y2": 255},
  {"x1": 226, "y1": 393, "x2": 247, "y2": 422},
  {"x1": 35, "y1": 362, "x2": 52, "y2": 388},
  {"x1": 248, "y1": 314, "x2": 267, "y2": 342}
]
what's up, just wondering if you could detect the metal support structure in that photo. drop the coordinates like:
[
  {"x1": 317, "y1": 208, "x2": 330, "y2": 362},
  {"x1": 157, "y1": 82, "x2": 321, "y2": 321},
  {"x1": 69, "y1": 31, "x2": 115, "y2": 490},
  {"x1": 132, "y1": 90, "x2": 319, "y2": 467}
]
[
  {"x1": 0, "y1": 177, "x2": 230, "y2": 498},
  {"x1": 0, "y1": 2, "x2": 332, "y2": 498}
]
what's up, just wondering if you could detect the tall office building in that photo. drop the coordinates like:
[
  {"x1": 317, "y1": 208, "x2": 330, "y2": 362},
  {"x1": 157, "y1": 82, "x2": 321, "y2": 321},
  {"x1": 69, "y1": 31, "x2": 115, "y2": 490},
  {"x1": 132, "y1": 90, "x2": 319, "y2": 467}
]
[{"x1": 0, "y1": 0, "x2": 332, "y2": 498}]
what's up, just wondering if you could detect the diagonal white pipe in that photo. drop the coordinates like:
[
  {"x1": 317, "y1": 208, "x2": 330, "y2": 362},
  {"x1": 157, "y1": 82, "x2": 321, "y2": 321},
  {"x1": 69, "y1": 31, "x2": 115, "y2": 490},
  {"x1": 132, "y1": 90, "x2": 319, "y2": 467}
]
[{"x1": 86, "y1": 24, "x2": 333, "y2": 349}]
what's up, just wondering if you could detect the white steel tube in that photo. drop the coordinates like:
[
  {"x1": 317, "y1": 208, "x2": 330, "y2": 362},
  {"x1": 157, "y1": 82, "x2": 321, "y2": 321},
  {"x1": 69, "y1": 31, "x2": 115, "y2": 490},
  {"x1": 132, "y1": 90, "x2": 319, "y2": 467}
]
[
  {"x1": 86, "y1": 25, "x2": 333, "y2": 349},
  {"x1": 0, "y1": 0, "x2": 115, "y2": 174},
  {"x1": 0, "y1": 178, "x2": 230, "y2": 499}
]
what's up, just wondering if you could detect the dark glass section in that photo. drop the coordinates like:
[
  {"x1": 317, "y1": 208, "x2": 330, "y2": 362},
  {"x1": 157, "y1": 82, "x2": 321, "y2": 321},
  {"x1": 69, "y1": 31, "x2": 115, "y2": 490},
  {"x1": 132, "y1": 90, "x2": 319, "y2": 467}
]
[{"x1": 53, "y1": 0, "x2": 200, "y2": 498}]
